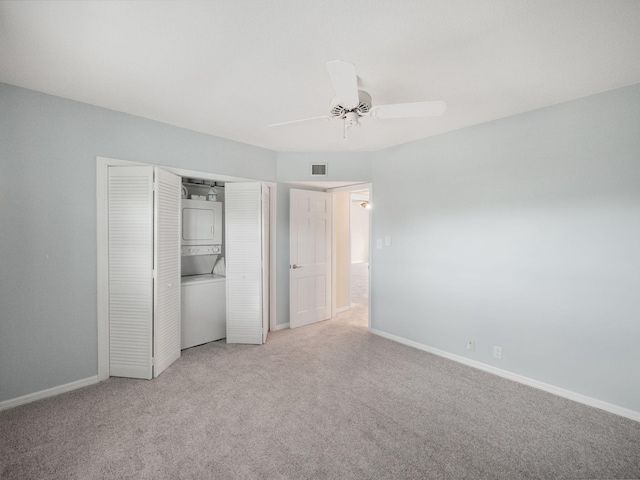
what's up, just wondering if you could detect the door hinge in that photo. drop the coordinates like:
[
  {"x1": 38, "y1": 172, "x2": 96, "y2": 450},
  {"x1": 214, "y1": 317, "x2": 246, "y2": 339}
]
[
  {"x1": 152, "y1": 357, "x2": 155, "y2": 366},
  {"x1": 152, "y1": 181, "x2": 156, "y2": 191},
  {"x1": 152, "y1": 269, "x2": 157, "y2": 279}
]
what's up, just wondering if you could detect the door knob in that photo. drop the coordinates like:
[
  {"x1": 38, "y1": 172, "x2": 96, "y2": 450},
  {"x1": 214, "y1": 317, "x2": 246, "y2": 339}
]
[{"x1": 291, "y1": 264, "x2": 303, "y2": 269}]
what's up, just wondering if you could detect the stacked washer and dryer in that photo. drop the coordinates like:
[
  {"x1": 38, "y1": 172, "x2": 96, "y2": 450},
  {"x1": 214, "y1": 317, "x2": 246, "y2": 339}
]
[{"x1": 180, "y1": 197, "x2": 226, "y2": 349}]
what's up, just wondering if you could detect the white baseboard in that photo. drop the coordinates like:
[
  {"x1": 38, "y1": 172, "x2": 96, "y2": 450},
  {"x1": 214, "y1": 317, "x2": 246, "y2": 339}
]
[
  {"x1": 369, "y1": 328, "x2": 640, "y2": 423},
  {"x1": 273, "y1": 322, "x2": 290, "y2": 331},
  {"x1": 0, "y1": 376, "x2": 100, "y2": 412},
  {"x1": 335, "y1": 306, "x2": 351, "y2": 314}
]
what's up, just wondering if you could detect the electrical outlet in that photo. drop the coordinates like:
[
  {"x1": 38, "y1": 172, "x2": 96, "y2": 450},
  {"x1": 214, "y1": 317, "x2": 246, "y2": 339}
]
[
  {"x1": 467, "y1": 340, "x2": 475, "y2": 351},
  {"x1": 385, "y1": 236, "x2": 392, "y2": 247},
  {"x1": 493, "y1": 346, "x2": 502, "y2": 359}
]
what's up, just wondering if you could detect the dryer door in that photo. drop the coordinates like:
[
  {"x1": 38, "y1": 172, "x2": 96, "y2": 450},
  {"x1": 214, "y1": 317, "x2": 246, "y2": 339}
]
[
  {"x1": 181, "y1": 199, "x2": 222, "y2": 245},
  {"x1": 183, "y1": 207, "x2": 215, "y2": 242}
]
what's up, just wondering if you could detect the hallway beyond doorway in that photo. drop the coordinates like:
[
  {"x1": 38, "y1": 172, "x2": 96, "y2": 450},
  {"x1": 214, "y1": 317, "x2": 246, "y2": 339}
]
[{"x1": 351, "y1": 261, "x2": 369, "y2": 307}]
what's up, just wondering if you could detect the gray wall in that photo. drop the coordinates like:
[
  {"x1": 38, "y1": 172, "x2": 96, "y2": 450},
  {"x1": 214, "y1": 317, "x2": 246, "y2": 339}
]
[
  {"x1": 275, "y1": 152, "x2": 372, "y2": 326},
  {"x1": 370, "y1": 83, "x2": 640, "y2": 412},
  {"x1": 0, "y1": 84, "x2": 276, "y2": 402}
]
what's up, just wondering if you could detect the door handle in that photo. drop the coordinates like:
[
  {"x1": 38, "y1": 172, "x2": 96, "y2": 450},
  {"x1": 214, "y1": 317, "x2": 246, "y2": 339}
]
[{"x1": 291, "y1": 264, "x2": 303, "y2": 269}]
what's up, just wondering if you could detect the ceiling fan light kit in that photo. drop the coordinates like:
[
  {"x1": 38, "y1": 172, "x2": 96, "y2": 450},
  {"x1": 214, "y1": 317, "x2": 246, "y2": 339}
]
[{"x1": 268, "y1": 60, "x2": 447, "y2": 134}]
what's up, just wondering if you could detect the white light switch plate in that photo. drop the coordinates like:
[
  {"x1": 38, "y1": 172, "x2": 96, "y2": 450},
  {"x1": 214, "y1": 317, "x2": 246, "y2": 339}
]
[
  {"x1": 385, "y1": 236, "x2": 392, "y2": 246},
  {"x1": 376, "y1": 239, "x2": 383, "y2": 249}
]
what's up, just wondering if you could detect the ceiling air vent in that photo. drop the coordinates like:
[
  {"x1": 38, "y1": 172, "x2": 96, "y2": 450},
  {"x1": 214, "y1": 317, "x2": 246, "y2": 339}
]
[{"x1": 311, "y1": 164, "x2": 327, "y2": 176}]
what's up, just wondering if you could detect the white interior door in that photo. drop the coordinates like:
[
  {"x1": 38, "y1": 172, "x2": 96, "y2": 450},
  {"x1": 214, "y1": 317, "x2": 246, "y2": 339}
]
[
  {"x1": 108, "y1": 166, "x2": 154, "y2": 379},
  {"x1": 290, "y1": 189, "x2": 332, "y2": 328},
  {"x1": 226, "y1": 182, "x2": 264, "y2": 344},
  {"x1": 152, "y1": 167, "x2": 182, "y2": 377}
]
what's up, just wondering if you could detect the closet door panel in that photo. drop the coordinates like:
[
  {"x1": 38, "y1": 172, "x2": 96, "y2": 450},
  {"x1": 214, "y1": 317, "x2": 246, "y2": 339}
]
[
  {"x1": 262, "y1": 185, "x2": 270, "y2": 343},
  {"x1": 108, "y1": 166, "x2": 154, "y2": 379},
  {"x1": 226, "y1": 182, "x2": 263, "y2": 344},
  {"x1": 153, "y1": 167, "x2": 182, "y2": 377}
]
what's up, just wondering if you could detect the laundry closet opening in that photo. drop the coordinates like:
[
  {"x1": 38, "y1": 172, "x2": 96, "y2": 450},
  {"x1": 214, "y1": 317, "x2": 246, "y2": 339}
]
[
  {"x1": 96, "y1": 157, "x2": 277, "y2": 381},
  {"x1": 180, "y1": 179, "x2": 226, "y2": 350},
  {"x1": 180, "y1": 178, "x2": 272, "y2": 349}
]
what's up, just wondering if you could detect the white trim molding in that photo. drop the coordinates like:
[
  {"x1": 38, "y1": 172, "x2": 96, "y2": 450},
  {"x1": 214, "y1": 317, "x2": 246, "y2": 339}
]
[
  {"x1": 0, "y1": 376, "x2": 100, "y2": 412},
  {"x1": 273, "y1": 323, "x2": 290, "y2": 331},
  {"x1": 369, "y1": 328, "x2": 640, "y2": 423}
]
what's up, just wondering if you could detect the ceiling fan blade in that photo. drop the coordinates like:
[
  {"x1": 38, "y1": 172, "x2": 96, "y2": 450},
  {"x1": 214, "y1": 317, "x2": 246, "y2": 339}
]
[
  {"x1": 326, "y1": 60, "x2": 359, "y2": 109},
  {"x1": 370, "y1": 101, "x2": 447, "y2": 119},
  {"x1": 267, "y1": 116, "x2": 331, "y2": 128}
]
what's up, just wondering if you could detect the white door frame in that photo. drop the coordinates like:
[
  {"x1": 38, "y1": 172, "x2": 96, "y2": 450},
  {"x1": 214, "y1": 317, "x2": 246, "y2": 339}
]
[{"x1": 96, "y1": 157, "x2": 278, "y2": 381}]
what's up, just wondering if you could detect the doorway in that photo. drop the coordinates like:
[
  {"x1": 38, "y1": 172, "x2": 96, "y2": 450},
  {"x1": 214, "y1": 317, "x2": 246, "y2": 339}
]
[
  {"x1": 326, "y1": 183, "x2": 371, "y2": 328},
  {"x1": 284, "y1": 181, "x2": 371, "y2": 330},
  {"x1": 349, "y1": 189, "x2": 370, "y2": 308},
  {"x1": 96, "y1": 157, "x2": 278, "y2": 381}
]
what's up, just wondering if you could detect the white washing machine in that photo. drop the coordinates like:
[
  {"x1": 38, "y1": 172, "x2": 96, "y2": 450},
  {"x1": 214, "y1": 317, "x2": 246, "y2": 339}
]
[{"x1": 181, "y1": 273, "x2": 226, "y2": 349}]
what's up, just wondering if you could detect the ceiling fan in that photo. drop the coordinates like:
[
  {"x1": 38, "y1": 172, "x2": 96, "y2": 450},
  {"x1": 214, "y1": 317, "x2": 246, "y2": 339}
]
[{"x1": 268, "y1": 60, "x2": 447, "y2": 132}]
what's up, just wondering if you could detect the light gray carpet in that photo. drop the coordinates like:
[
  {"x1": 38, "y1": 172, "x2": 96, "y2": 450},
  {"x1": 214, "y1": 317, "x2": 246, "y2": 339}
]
[{"x1": 2, "y1": 305, "x2": 639, "y2": 479}]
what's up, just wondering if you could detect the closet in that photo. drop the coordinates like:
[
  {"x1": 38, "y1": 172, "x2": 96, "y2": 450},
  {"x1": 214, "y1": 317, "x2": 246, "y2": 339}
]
[{"x1": 106, "y1": 167, "x2": 270, "y2": 380}]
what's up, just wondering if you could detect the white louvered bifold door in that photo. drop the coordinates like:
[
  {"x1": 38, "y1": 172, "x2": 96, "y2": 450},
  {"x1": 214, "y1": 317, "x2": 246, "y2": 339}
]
[
  {"x1": 108, "y1": 166, "x2": 154, "y2": 379},
  {"x1": 152, "y1": 167, "x2": 182, "y2": 377},
  {"x1": 262, "y1": 185, "x2": 270, "y2": 344},
  {"x1": 226, "y1": 182, "x2": 263, "y2": 344}
]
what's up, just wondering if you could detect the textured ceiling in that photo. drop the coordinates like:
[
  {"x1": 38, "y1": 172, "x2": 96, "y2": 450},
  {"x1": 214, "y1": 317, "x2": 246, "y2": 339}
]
[{"x1": 1, "y1": 0, "x2": 640, "y2": 152}]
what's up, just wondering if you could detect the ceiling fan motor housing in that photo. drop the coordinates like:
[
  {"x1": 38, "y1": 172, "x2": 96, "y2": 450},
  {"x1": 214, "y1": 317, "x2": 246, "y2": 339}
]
[{"x1": 330, "y1": 90, "x2": 372, "y2": 118}]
